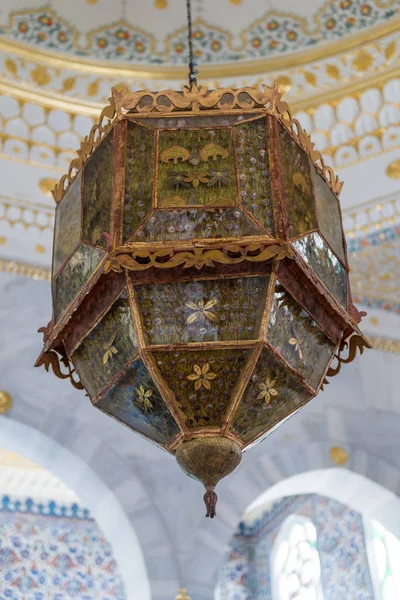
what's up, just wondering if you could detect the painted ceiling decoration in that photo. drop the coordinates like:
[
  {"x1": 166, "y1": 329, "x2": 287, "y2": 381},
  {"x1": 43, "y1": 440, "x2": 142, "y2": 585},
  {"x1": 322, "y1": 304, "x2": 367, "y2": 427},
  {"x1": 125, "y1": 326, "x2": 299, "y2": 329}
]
[{"x1": 0, "y1": 1, "x2": 398, "y2": 64}]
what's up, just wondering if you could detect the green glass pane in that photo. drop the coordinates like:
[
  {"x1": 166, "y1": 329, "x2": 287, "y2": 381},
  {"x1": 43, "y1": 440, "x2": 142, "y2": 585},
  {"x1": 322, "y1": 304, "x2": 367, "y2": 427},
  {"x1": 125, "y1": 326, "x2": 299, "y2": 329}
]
[
  {"x1": 135, "y1": 275, "x2": 269, "y2": 345},
  {"x1": 293, "y1": 232, "x2": 347, "y2": 307},
  {"x1": 267, "y1": 282, "x2": 336, "y2": 389},
  {"x1": 312, "y1": 167, "x2": 346, "y2": 264},
  {"x1": 279, "y1": 124, "x2": 317, "y2": 236},
  {"x1": 123, "y1": 122, "x2": 155, "y2": 242},
  {"x1": 53, "y1": 243, "x2": 105, "y2": 322},
  {"x1": 132, "y1": 207, "x2": 265, "y2": 241},
  {"x1": 235, "y1": 117, "x2": 274, "y2": 234},
  {"x1": 231, "y1": 347, "x2": 311, "y2": 444},
  {"x1": 153, "y1": 349, "x2": 252, "y2": 428},
  {"x1": 82, "y1": 130, "x2": 113, "y2": 248},
  {"x1": 158, "y1": 127, "x2": 236, "y2": 208},
  {"x1": 97, "y1": 358, "x2": 180, "y2": 445},
  {"x1": 53, "y1": 172, "x2": 82, "y2": 276},
  {"x1": 72, "y1": 293, "x2": 138, "y2": 398}
]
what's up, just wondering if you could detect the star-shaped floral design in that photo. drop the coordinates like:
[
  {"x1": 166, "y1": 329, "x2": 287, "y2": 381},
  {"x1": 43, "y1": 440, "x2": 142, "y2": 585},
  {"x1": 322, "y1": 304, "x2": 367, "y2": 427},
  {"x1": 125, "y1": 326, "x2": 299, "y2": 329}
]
[
  {"x1": 257, "y1": 377, "x2": 278, "y2": 406},
  {"x1": 187, "y1": 363, "x2": 217, "y2": 391},
  {"x1": 185, "y1": 299, "x2": 219, "y2": 324}
]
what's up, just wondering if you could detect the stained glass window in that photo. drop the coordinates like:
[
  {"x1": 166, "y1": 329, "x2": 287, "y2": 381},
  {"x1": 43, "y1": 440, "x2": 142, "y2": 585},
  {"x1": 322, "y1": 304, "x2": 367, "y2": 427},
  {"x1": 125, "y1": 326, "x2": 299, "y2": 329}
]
[
  {"x1": 271, "y1": 515, "x2": 324, "y2": 600},
  {"x1": 367, "y1": 519, "x2": 400, "y2": 600}
]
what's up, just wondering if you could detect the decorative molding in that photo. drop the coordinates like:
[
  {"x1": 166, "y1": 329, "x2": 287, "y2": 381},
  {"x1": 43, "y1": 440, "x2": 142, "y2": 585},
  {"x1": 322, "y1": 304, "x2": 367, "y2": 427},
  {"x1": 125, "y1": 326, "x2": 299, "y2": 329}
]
[
  {"x1": 0, "y1": 258, "x2": 51, "y2": 280},
  {"x1": 0, "y1": 195, "x2": 54, "y2": 232},
  {"x1": 367, "y1": 335, "x2": 400, "y2": 354},
  {"x1": 0, "y1": 3, "x2": 398, "y2": 68}
]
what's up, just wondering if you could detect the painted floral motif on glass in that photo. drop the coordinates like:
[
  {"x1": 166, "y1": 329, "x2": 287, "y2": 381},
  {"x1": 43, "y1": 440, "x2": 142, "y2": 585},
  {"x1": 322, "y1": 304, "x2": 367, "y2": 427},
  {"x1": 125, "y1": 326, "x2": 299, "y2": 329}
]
[
  {"x1": 293, "y1": 232, "x2": 348, "y2": 307},
  {"x1": 312, "y1": 167, "x2": 346, "y2": 264},
  {"x1": 279, "y1": 124, "x2": 317, "y2": 237},
  {"x1": 153, "y1": 349, "x2": 251, "y2": 428},
  {"x1": 235, "y1": 117, "x2": 274, "y2": 235},
  {"x1": 97, "y1": 358, "x2": 180, "y2": 445},
  {"x1": 132, "y1": 207, "x2": 265, "y2": 241},
  {"x1": 53, "y1": 171, "x2": 82, "y2": 276},
  {"x1": 0, "y1": 498, "x2": 126, "y2": 600},
  {"x1": 72, "y1": 293, "x2": 138, "y2": 398},
  {"x1": 52, "y1": 244, "x2": 105, "y2": 322},
  {"x1": 267, "y1": 282, "x2": 336, "y2": 389},
  {"x1": 157, "y1": 127, "x2": 236, "y2": 208},
  {"x1": 123, "y1": 121, "x2": 155, "y2": 242},
  {"x1": 231, "y1": 347, "x2": 312, "y2": 443},
  {"x1": 135, "y1": 275, "x2": 270, "y2": 345},
  {"x1": 82, "y1": 129, "x2": 113, "y2": 248}
]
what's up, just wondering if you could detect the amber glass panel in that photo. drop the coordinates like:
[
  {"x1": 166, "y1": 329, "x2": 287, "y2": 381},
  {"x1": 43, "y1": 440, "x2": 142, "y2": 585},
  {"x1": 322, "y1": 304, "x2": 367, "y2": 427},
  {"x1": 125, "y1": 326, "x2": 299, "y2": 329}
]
[
  {"x1": 72, "y1": 294, "x2": 138, "y2": 398},
  {"x1": 312, "y1": 168, "x2": 346, "y2": 264},
  {"x1": 97, "y1": 358, "x2": 180, "y2": 445},
  {"x1": 279, "y1": 124, "x2": 317, "y2": 237},
  {"x1": 135, "y1": 276, "x2": 269, "y2": 345},
  {"x1": 267, "y1": 282, "x2": 335, "y2": 389},
  {"x1": 235, "y1": 117, "x2": 274, "y2": 234},
  {"x1": 53, "y1": 172, "x2": 82, "y2": 276},
  {"x1": 293, "y1": 232, "x2": 347, "y2": 307},
  {"x1": 132, "y1": 207, "x2": 265, "y2": 241},
  {"x1": 53, "y1": 244, "x2": 105, "y2": 322},
  {"x1": 123, "y1": 122, "x2": 155, "y2": 242},
  {"x1": 231, "y1": 347, "x2": 312, "y2": 444},
  {"x1": 153, "y1": 349, "x2": 251, "y2": 428},
  {"x1": 157, "y1": 127, "x2": 236, "y2": 208},
  {"x1": 82, "y1": 130, "x2": 113, "y2": 248}
]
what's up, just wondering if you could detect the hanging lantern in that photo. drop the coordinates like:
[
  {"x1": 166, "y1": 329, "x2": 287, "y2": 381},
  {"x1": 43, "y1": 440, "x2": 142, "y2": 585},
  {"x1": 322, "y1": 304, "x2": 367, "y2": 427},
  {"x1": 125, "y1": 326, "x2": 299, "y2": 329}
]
[{"x1": 35, "y1": 84, "x2": 369, "y2": 517}]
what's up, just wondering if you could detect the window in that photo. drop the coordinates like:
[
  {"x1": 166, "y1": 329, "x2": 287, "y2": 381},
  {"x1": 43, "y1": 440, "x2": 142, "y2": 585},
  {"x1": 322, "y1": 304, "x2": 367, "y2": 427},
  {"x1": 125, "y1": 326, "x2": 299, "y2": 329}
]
[
  {"x1": 366, "y1": 519, "x2": 400, "y2": 600},
  {"x1": 271, "y1": 515, "x2": 324, "y2": 600}
]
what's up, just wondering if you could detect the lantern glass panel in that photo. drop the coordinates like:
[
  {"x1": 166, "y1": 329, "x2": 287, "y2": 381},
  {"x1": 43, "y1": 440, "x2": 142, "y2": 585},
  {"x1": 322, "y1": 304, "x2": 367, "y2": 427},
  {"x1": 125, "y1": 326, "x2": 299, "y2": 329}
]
[
  {"x1": 235, "y1": 117, "x2": 274, "y2": 235},
  {"x1": 123, "y1": 121, "x2": 155, "y2": 243},
  {"x1": 279, "y1": 124, "x2": 317, "y2": 237},
  {"x1": 132, "y1": 206, "x2": 265, "y2": 241},
  {"x1": 71, "y1": 293, "x2": 138, "y2": 398},
  {"x1": 135, "y1": 275, "x2": 270, "y2": 345},
  {"x1": 293, "y1": 232, "x2": 347, "y2": 307},
  {"x1": 157, "y1": 127, "x2": 236, "y2": 208},
  {"x1": 312, "y1": 167, "x2": 346, "y2": 264},
  {"x1": 231, "y1": 347, "x2": 312, "y2": 443},
  {"x1": 53, "y1": 171, "x2": 82, "y2": 276},
  {"x1": 96, "y1": 358, "x2": 180, "y2": 445},
  {"x1": 82, "y1": 129, "x2": 113, "y2": 248},
  {"x1": 267, "y1": 282, "x2": 336, "y2": 389},
  {"x1": 52, "y1": 243, "x2": 105, "y2": 322},
  {"x1": 153, "y1": 348, "x2": 252, "y2": 428}
]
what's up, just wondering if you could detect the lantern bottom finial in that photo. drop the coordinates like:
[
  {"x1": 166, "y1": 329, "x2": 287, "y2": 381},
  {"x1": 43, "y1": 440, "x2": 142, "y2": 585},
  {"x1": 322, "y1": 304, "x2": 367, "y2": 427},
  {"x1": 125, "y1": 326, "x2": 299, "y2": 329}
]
[{"x1": 175, "y1": 436, "x2": 242, "y2": 518}]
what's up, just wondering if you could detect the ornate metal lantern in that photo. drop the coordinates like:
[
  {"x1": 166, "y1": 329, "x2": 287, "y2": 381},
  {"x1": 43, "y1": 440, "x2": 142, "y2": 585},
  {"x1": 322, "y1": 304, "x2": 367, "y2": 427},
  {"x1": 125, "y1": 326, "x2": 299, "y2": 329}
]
[{"x1": 36, "y1": 84, "x2": 369, "y2": 517}]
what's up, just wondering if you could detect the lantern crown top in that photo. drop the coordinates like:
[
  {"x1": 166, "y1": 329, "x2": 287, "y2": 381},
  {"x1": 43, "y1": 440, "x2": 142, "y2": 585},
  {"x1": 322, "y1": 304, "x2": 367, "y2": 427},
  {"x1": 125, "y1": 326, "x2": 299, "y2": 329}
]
[{"x1": 52, "y1": 84, "x2": 343, "y2": 204}]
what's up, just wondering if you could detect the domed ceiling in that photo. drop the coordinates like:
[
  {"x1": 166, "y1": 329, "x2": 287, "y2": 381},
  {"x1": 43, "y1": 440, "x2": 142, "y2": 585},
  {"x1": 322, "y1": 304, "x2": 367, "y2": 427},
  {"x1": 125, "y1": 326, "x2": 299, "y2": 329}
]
[{"x1": 0, "y1": 0, "x2": 397, "y2": 66}]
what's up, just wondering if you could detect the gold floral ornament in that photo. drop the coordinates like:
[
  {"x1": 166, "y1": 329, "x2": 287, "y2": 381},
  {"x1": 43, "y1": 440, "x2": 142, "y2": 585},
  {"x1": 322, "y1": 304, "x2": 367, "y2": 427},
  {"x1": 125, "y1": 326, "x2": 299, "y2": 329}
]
[
  {"x1": 187, "y1": 363, "x2": 217, "y2": 391},
  {"x1": 185, "y1": 299, "x2": 219, "y2": 324},
  {"x1": 102, "y1": 334, "x2": 118, "y2": 364},
  {"x1": 135, "y1": 386, "x2": 153, "y2": 411},
  {"x1": 183, "y1": 172, "x2": 209, "y2": 188},
  {"x1": 257, "y1": 377, "x2": 278, "y2": 406},
  {"x1": 289, "y1": 337, "x2": 303, "y2": 359}
]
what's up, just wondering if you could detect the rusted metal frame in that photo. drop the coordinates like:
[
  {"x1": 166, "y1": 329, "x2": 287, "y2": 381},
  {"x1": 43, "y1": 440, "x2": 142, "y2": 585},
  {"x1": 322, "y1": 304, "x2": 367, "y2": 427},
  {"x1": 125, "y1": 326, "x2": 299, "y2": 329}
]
[
  {"x1": 168, "y1": 428, "x2": 244, "y2": 453},
  {"x1": 221, "y1": 343, "x2": 264, "y2": 436},
  {"x1": 260, "y1": 257, "x2": 279, "y2": 341},
  {"x1": 125, "y1": 271, "x2": 187, "y2": 435},
  {"x1": 62, "y1": 270, "x2": 125, "y2": 356},
  {"x1": 40, "y1": 256, "x2": 108, "y2": 355},
  {"x1": 111, "y1": 119, "x2": 127, "y2": 249},
  {"x1": 51, "y1": 240, "x2": 82, "y2": 283},
  {"x1": 146, "y1": 340, "x2": 257, "y2": 352},
  {"x1": 125, "y1": 108, "x2": 269, "y2": 120},
  {"x1": 267, "y1": 115, "x2": 288, "y2": 241},
  {"x1": 277, "y1": 259, "x2": 345, "y2": 345},
  {"x1": 119, "y1": 235, "x2": 278, "y2": 250},
  {"x1": 153, "y1": 129, "x2": 159, "y2": 209},
  {"x1": 92, "y1": 350, "x2": 140, "y2": 403},
  {"x1": 127, "y1": 115, "x2": 265, "y2": 130}
]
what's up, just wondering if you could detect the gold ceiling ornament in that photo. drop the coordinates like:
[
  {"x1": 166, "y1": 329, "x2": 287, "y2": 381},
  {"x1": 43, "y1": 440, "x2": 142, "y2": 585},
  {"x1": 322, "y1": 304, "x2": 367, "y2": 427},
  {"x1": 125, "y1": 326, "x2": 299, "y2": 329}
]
[
  {"x1": 175, "y1": 589, "x2": 191, "y2": 600},
  {"x1": 386, "y1": 159, "x2": 400, "y2": 179},
  {"x1": 329, "y1": 446, "x2": 349, "y2": 466},
  {"x1": 0, "y1": 391, "x2": 13, "y2": 415},
  {"x1": 35, "y1": 40, "x2": 369, "y2": 518}
]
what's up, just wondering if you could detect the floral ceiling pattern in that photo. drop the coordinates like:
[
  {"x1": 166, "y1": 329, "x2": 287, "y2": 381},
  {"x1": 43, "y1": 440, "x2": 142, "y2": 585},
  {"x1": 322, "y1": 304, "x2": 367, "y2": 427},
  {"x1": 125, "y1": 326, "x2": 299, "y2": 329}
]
[{"x1": 0, "y1": 0, "x2": 398, "y2": 64}]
